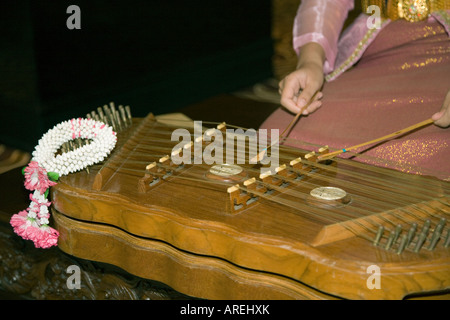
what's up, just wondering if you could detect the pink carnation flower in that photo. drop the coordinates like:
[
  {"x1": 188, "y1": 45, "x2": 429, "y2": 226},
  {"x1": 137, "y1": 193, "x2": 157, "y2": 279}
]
[
  {"x1": 10, "y1": 210, "x2": 33, "y2": 239},
  {"x1": 23, "y1": 161, "x2": 57, "y2": 194},
  {"x1": 33, "y1": 225, "x2": 59, "y2": 249},
  {"x1": 10, "y1": 210, "x2": 59, "y2": 249}
]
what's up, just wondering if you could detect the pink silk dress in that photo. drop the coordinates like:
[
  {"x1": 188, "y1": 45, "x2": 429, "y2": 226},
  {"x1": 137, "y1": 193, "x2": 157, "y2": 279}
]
[{"x1": 260, "y1": 0, "x2": 450, "y2": 180}]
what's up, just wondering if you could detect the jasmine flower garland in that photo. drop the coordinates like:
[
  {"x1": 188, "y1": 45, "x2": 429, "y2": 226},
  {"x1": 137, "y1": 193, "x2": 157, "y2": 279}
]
[{"x1": 10, "y1": 118, "x2": 117, "y2": 248}]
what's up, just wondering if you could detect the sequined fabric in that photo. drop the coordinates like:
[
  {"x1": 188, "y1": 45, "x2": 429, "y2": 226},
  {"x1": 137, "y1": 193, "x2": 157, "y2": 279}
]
[{"x1": 261, "y1": 19, "x2": 450, "y2": 180}]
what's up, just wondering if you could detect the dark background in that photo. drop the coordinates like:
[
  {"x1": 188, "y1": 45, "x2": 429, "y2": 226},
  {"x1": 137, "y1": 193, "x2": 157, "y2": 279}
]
[{"x1": 0, "y1": 0, "x2": 273, "y2": 152}]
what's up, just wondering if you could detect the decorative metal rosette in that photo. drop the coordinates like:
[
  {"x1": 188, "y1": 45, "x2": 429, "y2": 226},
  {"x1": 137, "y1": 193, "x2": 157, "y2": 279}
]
[{"x1": 400, "y1": 0, "x2": 430, "y2": 22}]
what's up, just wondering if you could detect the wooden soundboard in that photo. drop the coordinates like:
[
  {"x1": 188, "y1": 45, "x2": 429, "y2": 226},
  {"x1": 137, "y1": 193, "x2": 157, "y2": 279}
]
[{"x1": 51, "y1": 112, "x2": 450, "y2": 300}]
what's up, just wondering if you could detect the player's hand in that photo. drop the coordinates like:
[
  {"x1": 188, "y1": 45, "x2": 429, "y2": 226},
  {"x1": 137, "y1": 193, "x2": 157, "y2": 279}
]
[
  {"x1": 432, "y1": 90, "x2": 450, "y2": 128},
  {"x1": 278, "y1": 42, "x2": 325, "y2": 115},
  {"x1": 279, "y1": 61, "x2": 324, "y2": 115}
]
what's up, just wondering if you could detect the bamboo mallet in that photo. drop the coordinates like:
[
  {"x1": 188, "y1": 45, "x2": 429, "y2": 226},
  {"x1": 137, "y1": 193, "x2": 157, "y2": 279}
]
[
  {"x1": 317, "y1": 118, "x2": 435, "y2": 161},
  {"x1": 251, "y1": 91, "x2": 320, "y2": 163}
]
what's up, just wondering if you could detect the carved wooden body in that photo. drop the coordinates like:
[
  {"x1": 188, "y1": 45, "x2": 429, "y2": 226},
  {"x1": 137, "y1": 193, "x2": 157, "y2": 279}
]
[{"x1": 51, "y1": 114, "x2": 450, "y2": 300}]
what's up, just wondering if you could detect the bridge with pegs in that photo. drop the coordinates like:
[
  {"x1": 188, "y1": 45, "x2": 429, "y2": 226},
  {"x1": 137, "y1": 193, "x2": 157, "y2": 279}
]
[{"x1": 50, "y1": 111, "x2": 450, "y2": 300}]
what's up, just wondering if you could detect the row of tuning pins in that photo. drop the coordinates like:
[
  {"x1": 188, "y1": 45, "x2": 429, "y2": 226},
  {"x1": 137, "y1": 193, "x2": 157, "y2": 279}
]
[
  {"x1": 373, "y1": 218, "x2": 450, "y2": 254},
  {"x1": 86, "y1": 102, "x2": 132, "y2": 133},
  {"x1": 62, "y1": 103, "x2": 132, "y2": 154},
  {"x1": 60, "y1": 137, "x2": 88, "y2": 154},
  {"x1": 59, "y1": 102, "x2": 132, "y2": 174}
]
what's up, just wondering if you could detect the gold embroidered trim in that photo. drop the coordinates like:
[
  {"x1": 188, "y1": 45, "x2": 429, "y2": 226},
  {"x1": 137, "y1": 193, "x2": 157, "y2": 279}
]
[
  {"x1": 433, "y1": 9, "x2": 450, "y2": 27},
  {"x1": 326, "y1": 9, "x2": 449, "y2": 82},
  {"x1": 325, "y1": 19, "x2": 389, "y2": 82}
]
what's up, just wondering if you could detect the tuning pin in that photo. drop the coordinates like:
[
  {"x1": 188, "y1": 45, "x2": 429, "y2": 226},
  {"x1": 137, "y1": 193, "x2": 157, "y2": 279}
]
[
  {"x1": 105, "y1": 105, "x2": 118, "y2": 131},
  {"x1": 373, "y1": 226, "x2": 384, "y2": 246},
  {"x1": 385, "y1": 231, "x2": 395, "y2": 250},
  {"x1": 414, "y1": 232, "x2": 427, "y2": 253},
  {"x1": 397, "y1": 234, "x2": 408, "y2": 255},
  {"x1": 428, "y1": 230, "x2": 442, "y2": 251},
  {"x1": 109, "y1": 102, "x2": 116, "y2": 114},
  {"x1": 428, "y1": 218, "x2": 446, "y2": 250},
  {"x1": 406, "y1": 223, "x2": 417, "y2": 246},
  {"x1": 437, "y1": 217, "x2": 446, "y2": 229},
  {"x1": 392, "y1": 224, "x2": 402, "y2": 244},
  {"x1": 421, "y1": 219, "x2": 431, "y2": 235},
  {"x1": 125, "y1": 105, "x2": 132, "y2": 124},
  {"x1": 444, "y1": 229, "x2": 450, "y2": 248},
  {"x1": 118, "y1": 105, "x2": 129, "y2": 128},
  {"x1": 110, "y1": 103, "x2": 123, "y2": 132},
  {"x1": 97, "y1": 107, "x2": 106, "y2": 123}
]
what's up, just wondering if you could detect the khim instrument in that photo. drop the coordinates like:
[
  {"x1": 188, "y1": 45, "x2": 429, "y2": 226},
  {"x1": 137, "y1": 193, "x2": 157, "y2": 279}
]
[{"x1": 50, "y1": 103, "x2": 450, "y2": 300}]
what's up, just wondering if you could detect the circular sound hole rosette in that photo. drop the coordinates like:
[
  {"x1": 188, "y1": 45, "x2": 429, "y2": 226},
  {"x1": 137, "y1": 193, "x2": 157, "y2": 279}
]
[
  {"x1": 206, "y1": 163, "x2": 248, "y2": 182},
  {"x1": 308, "y1": 186, "x2": 351, "y2": 208}
]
